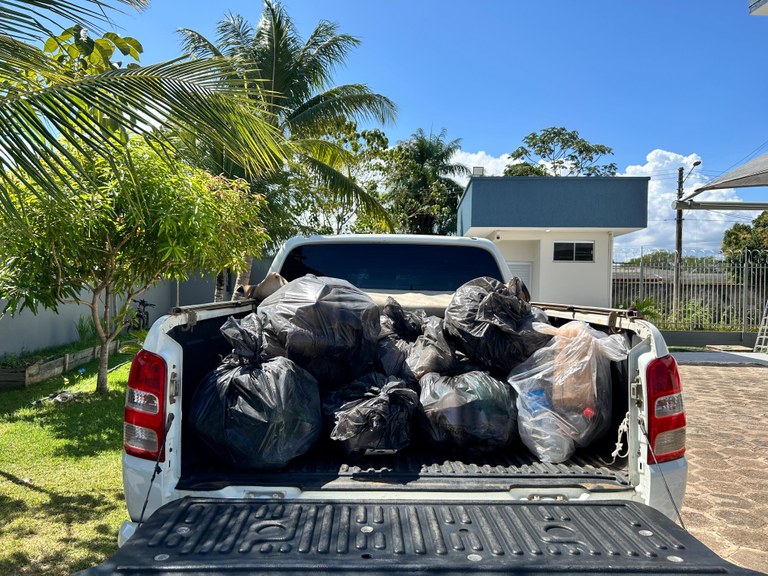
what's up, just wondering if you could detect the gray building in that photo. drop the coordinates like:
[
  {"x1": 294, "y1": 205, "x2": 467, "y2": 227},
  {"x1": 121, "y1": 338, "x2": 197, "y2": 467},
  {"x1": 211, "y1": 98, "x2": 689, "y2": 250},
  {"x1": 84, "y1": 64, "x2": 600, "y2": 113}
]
[{"x1": 457, "y1": 176, "x2": 648, "y2": 306}]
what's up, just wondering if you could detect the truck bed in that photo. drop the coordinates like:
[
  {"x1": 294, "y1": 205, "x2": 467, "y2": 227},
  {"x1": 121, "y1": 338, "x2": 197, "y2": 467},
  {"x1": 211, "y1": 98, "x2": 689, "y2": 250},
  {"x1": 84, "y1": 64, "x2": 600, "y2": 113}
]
[
  {"x1": 178, "y1": 437, "x2": 629, "y2": 492},
  {"x1": 172, "y1": 313, "x2": 632, "y2": 493}
]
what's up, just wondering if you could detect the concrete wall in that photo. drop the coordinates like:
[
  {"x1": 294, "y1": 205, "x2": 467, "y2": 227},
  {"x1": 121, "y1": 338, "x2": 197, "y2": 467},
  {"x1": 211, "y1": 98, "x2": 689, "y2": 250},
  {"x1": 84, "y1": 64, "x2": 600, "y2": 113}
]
[{"x1": 0, "y1": 259, "x2": 273, "y2": 358}]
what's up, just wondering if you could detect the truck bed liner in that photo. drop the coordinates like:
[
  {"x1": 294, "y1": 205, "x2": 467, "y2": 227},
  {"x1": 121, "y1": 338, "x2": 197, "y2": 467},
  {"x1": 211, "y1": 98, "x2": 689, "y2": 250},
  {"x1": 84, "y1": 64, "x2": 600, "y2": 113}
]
[
  {"x1": 79, "y1": 497, "x2": 758, "y2": 575},
  {"x1": 178, "y1": 441, "x2": 630, "y2": 492}
]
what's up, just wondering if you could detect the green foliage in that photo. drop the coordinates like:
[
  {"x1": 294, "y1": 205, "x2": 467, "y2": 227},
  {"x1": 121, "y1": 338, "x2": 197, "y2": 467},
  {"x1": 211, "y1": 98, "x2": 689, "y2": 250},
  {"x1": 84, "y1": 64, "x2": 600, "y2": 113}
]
[
  {"x1": 503, "y1": 162, "x2": 549, "y2": 177},
  {"x1": 177, "y1": 1, "x2": 396, "y2": 248},
  {"x1": 75, "y1": 315, "x2": 98, "y2": 343},
  {"x1": 722, "y1": 211, "x2": 768, "y2": 254},
  {"x1": 631, "y1": 297, "x2": 661, "y2": 322},
  {"x1": 0, "y1": 3, "x2": 286, "y2": 217},
  {"x1": 380, "y1": 128, "x2": 469, "y2": 235},
  {"x1": 679, "y1": 299, "x2": 713, "y2": 330},
  {"x1": 506, "y1": 126, "x2": 617, "y2": 177},
  {"x1": 0, "y1": 138, "x2": 268, "y2": 391},
  {"x1": 43, "y1": 25, "x2": 142, "y2": 77}
]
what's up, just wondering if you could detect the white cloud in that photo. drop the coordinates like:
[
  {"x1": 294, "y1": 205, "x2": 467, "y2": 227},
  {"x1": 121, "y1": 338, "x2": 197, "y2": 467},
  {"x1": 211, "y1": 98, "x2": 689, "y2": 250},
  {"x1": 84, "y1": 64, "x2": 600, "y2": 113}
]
[
  {"x1": 615, "y1": 149, "x2": 761, "y2": 256},
  {"x1": 451, "y1": 147, "x2": 762, "y2": 256},
  {"x1": 451, "y1": 150, "x2": 510, "y2": 186}
]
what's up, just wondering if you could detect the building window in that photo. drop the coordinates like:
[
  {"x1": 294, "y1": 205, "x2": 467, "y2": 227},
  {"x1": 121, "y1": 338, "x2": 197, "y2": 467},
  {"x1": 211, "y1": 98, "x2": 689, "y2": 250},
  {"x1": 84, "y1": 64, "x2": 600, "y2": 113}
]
[{"x1": 553, "y1": 241, "x2": 594, "y2": 262}]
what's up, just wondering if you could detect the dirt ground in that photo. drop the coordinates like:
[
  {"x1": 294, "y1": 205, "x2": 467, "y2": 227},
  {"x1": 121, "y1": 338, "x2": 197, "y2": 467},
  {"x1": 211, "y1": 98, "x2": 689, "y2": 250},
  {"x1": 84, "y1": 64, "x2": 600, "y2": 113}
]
[{"x1": 678, "y1": 364, "x2": 768, "y2": 573}]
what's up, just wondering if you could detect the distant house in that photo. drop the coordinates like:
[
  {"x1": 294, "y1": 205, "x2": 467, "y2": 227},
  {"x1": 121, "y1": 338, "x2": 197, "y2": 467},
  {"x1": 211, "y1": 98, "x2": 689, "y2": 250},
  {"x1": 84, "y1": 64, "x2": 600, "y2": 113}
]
[{"x1": 457, "y1": 175, "x2": 649, "y2": 307}]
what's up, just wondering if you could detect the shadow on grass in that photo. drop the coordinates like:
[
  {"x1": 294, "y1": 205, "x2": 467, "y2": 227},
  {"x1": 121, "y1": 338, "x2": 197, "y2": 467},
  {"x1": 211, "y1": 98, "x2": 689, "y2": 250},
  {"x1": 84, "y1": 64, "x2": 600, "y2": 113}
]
[
  {"x1": 1, "y1": 355, "x2": 133, "y2": 458},
  {"x1": 0, "y1": 469, "x2": 122, "y2": 575}
]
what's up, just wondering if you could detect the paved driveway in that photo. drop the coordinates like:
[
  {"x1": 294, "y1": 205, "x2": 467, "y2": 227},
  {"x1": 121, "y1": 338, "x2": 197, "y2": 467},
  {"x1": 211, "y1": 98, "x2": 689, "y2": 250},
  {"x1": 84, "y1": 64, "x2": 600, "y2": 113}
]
[{"x1": 678, "y1": 364, "x2": 768, "y2": 573}]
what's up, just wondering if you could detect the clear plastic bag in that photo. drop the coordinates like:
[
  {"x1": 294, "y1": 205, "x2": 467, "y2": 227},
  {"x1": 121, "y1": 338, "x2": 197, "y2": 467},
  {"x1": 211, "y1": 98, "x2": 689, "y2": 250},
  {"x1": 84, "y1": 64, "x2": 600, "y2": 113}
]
[
  {"x1": 508, "y1": 321, "x2": 628, "y2": 463},
  {"x1": 419, "y1": 370, "x2": 518, "y2": 453}
]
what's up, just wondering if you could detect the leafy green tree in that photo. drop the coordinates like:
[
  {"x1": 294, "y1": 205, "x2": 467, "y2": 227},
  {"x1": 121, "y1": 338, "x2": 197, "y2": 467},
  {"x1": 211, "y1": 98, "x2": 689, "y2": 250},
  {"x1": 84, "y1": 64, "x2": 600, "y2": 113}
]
[
  {"x1": 283, "y1": 122, "x2": 391, "y2": 235},
  {"x1": 503, "y1": 162, "x2": 548, "y2": 177},
  {"x1": 506, "y1": 127, "x2": 617, "y2": 177},
  {"x1": 177, "y1": 1, "x2": 397, "y2": 289},
  {"x1": 0, "y1": 139, "x2": 268, "y2": 394},
  {"x1": 381, "y1": 128, "x2": 469, "y2": 235},
  {"x1": 722, "y1": 211, "x2": 768, "y2": 253},
  {"x1": 1, "y1": 0, "x2": 285, "y2": 217}
]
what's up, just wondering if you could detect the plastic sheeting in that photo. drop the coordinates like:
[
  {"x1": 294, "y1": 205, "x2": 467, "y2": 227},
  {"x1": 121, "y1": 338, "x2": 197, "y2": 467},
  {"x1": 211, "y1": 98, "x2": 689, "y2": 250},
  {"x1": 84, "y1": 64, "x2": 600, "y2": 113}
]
[
  {"x1": 419, "y1": 370, "x2": 518, "y2": 453},
  {"x1": 508, "y1": 321, "x2": 628, "y2": 463},
  {"x1": 444, "y1": 277, "x2": 550, "y2": 375},
  {"x1": 257, "y1": 275, "x2": 381, "y2": 388}
]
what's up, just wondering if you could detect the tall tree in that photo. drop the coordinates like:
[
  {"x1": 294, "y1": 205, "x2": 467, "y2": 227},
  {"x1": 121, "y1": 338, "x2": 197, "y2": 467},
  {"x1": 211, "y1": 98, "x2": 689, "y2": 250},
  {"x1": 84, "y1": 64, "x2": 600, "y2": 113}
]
[
  {"x1": 505, "y1": 127, "x2": 617, "y2": 177},
  {"x1": 381, "y1": 128, "x2": 469, "y2": 235},
  {"x1": 177, "y1": 1, "x2": 397, "y2": 290},
  {"x1": 0, "y1": 139, "x2": 268, "y2": 394},
  {"x1": 722, "y1": 211, "x2": 768, "y2": 253},
  {"x1": 0, "y1": 1, "x2": 286, "y2": 216}
]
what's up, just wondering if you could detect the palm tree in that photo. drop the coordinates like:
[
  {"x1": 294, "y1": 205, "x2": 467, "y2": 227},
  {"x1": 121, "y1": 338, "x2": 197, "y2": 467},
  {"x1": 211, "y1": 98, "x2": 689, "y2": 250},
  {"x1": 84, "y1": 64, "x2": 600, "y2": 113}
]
[
  {"x1": 385, "y1": 128, "x2": 469, "y2": 235},
  {"x1": 0, "y1": 0, "x2": 286, "y2": 215},
  {"x1": 178, "y1": 0, "x2": 397, "y2": 290}
]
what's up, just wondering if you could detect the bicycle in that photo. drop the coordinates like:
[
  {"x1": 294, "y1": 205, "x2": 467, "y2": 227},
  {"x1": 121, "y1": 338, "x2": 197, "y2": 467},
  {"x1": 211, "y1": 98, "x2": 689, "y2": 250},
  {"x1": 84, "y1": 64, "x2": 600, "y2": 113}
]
[{"x1": 129, "y1": 299, "x2": 155, "y2": 331}]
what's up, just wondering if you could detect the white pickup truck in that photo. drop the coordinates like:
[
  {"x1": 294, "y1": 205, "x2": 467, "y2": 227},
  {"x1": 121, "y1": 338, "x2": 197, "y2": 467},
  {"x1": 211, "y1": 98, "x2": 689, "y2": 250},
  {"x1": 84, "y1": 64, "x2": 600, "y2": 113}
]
[{"x1": 81, "y1": 235, "x2": 757, "y2": 575}]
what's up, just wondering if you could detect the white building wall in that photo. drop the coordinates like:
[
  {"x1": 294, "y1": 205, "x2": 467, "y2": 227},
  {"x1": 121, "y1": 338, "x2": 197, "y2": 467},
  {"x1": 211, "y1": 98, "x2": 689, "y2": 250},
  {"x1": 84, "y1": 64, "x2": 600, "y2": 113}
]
[
  {"x1": 537, "y1": 232, "x2": 612, "y2": 306},
  {"x1": 490, "y1": 231, "x2": 613, "y2": 307}
]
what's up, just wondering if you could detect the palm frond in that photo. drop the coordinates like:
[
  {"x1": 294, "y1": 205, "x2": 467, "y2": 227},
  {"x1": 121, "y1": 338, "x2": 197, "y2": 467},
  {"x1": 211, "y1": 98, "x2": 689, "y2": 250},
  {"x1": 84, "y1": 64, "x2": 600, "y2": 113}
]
[
  {"x1": 0, "y1": 35, "x2": 60, "y2": 86},
  {"x1": 301, "y1": 155, "x2": 393, "y2": 231},
  {"x1": 297, "y1": 22, "x2": 359, "y2": 89},
  {"x1": 255, "y1": 0, "x2": 302, "y2": 102},
  {"x1": 1, "y1": 0, "x2": 147, "y2": 42},
  {"x1": 177, "y1": 28, "x2": 224, "y2": 59},
  {"x1": 0, "y1": 58, "x2": 287, "y2": 213},
  {"x1": 288, "y1": 84, "x2": 396, "y2": 135},
  {"x1": 215, "y1": 13, "x2": 255, "y2": 61}
]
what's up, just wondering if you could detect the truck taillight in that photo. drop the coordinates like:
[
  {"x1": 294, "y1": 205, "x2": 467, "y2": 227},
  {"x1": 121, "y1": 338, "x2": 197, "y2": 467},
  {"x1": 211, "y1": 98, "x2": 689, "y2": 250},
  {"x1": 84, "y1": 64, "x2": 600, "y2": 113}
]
[
  {"x1": 124, "y1": 350, "x2": 167, "y2": 460},
  {"x1": 645, "y1": 355, "x2": 686, "y2": 464}
]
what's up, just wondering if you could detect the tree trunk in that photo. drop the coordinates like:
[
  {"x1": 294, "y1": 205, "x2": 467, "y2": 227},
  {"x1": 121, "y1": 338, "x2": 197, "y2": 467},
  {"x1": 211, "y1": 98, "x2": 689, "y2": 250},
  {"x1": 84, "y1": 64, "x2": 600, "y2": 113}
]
[
  {"x1": 96, "y1": 337, "x2": 111, "y2": 395},
  {"x1": 232, "y1": 255, "x2": 254, "y2": 300},
  {"x1": 214, "y1": 270, "x2": 226, "y2": 302}
]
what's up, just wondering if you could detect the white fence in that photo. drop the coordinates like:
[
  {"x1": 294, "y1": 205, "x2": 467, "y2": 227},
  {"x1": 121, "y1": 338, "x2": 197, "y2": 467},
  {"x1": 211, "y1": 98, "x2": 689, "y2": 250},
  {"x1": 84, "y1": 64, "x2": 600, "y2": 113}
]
[{"x1": 613, "y1": 249, "x2": 768, "y2": 332}]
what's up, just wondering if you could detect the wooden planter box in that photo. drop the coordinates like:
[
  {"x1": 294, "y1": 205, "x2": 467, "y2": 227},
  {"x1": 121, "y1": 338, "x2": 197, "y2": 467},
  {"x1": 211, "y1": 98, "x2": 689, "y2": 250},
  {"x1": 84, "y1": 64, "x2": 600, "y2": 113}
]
[{"x1": 0, "y1": 340, "x2": 120, "y2": 391}]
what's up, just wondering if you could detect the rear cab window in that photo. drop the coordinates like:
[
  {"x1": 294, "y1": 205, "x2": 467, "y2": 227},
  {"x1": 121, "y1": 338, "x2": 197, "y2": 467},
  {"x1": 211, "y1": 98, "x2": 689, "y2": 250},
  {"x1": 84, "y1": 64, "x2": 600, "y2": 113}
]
[{"x1": 277, "y1": 241, "x2": 505, "y2": 292}]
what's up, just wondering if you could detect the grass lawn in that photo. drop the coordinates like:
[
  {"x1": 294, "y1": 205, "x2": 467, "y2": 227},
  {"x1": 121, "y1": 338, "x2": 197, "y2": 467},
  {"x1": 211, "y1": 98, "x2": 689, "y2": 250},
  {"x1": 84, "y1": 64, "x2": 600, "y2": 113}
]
[{"x1": 0, "y1": 351, "x2": 136, "y2": 575}]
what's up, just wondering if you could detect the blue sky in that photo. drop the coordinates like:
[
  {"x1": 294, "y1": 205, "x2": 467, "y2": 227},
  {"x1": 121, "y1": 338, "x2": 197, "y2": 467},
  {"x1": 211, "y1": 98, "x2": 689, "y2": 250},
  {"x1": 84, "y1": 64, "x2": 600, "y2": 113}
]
[{"x1": 109, "y1": 1, "x2": 768, "y2": 253}]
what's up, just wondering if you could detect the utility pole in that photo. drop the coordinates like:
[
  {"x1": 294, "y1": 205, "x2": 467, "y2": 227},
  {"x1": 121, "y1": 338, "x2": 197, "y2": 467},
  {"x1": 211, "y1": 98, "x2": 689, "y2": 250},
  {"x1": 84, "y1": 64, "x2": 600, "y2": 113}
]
[
  {"x1": 673, "y1": 160, "x2": 701, "y2": 326},
  {"x1": 673, "y1": 167, "x2": 684, "y2": 325}
]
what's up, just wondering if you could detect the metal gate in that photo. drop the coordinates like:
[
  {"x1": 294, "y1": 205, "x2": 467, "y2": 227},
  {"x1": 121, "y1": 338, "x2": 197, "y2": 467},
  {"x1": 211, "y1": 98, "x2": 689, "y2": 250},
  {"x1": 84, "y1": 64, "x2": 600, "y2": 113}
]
[{"x1": 612, "y1": 249, "x2": 768, "y2": 332}]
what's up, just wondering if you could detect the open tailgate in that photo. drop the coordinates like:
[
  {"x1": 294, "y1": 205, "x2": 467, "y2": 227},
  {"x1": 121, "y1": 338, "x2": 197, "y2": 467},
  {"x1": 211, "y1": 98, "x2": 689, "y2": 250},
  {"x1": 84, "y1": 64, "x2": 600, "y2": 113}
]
[{"x1": 78, "y1": 497, "x2": 759, "y2": 575}]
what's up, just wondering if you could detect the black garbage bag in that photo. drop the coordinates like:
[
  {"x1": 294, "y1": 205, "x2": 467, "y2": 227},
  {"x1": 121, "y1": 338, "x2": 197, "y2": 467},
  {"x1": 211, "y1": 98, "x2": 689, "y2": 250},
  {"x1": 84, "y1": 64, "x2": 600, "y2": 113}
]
[
  {"x1": 419, "y1": 370, "x2": 518, "y2": 453},
  {"x1": 403, "y1": 316, "x2": 469, "y2": 380},
  {"x1": 508, "y1": 321, "x2": 628, "y2": 463},
  {"x1": 189, "y1": 355, "x2": 322, "y2": 469},
  {"x1": 257, "y1": 275, "x2": 381, "y2": 388},
  {"x1": 329, "y1": 373, "x2": 419, "y2": 457},
  {"x1": 220, "y1": 314, "x2": 263, "y2": 359},
  {"x1": 380, "y1": 297, "x2": 426, "y2": 341},
  {"x1": 376, "y1": 335, "x2": 415, "y2": 381},
  {"x1": 443, "y1": 277, "x2": 550, "y2": 375}
]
